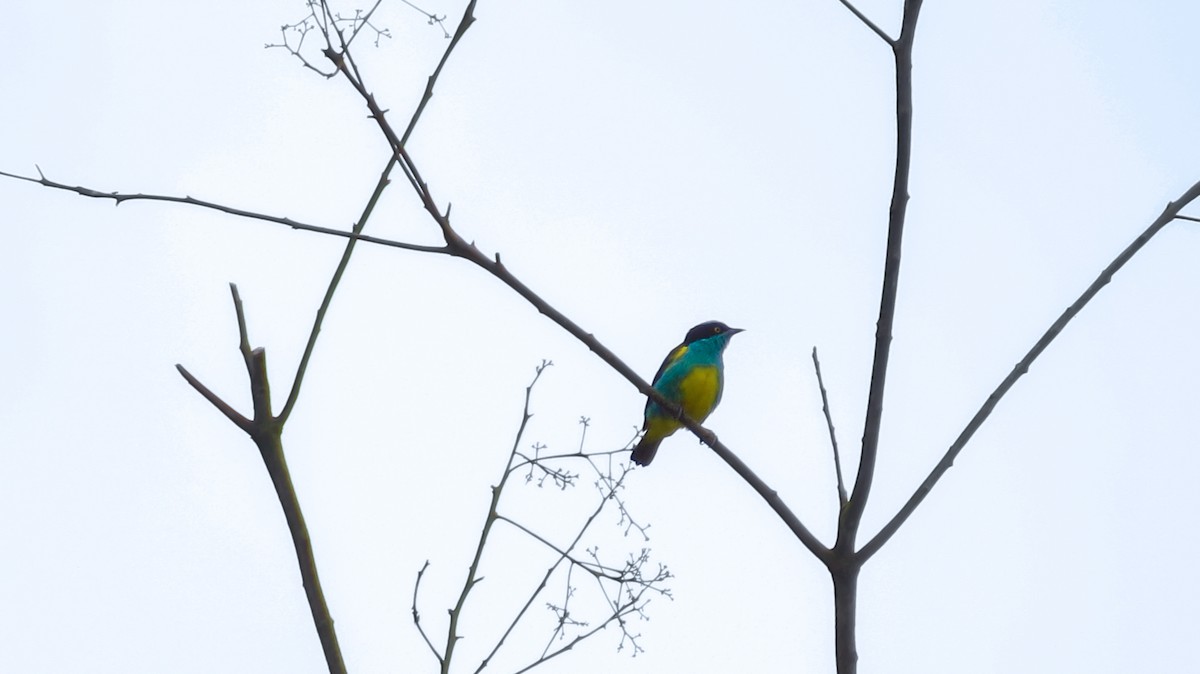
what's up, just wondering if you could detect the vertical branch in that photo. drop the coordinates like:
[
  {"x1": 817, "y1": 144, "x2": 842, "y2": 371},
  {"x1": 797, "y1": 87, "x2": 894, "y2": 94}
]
[
  {"x1": 832, "y1": 563, "x2": 861, "y2": 673},
  {"x1": 840, "y1": 0, "x2": 924, "y2": 548},
  {"x1": 829, "y1": 4, "x2": 923, "y2": 674}
]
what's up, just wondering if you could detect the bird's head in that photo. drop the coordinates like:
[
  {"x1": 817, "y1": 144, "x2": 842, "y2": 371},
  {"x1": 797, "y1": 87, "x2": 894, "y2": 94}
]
[{"x1": 683, "y1": 320, "x2": 744, "y2": 346}]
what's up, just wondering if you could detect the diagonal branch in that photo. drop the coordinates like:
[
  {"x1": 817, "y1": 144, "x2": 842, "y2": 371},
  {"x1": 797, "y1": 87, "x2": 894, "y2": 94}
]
[
  {"x1": 174, "y1": 363, "x2": 251, "y2": 432},
  {"x1": 400, "y1": 0, "x2": 477, "y2": 147},
  {"x1": 858, "y1": 177, "x2": 1200, "y2": 562},
  {"x1": 834, "y1": 0, "x2": 894, "y2": 44},
  {"x1": 278, "y1": 155, "x2": 398, "y2": 423},
  {"x1": 829, "y1": 5, "x2": 924, "y2": 672}
]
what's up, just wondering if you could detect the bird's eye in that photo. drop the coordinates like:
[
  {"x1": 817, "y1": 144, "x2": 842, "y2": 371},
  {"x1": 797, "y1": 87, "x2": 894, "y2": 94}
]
[{"x1": 714, "y1": 327, "x2": 722, "y2": 333}]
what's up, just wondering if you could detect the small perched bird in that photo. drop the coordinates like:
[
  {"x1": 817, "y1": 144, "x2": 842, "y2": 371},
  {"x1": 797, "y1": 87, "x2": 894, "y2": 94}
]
[{"x1": 631, "y1": 321, "x2": 743, "y2": 466}]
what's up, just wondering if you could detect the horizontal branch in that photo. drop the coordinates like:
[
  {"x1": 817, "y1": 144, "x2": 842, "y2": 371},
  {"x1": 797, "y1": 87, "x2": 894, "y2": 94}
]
[{"x1": 0, "y1": 167, "x2": 446, "y2": 255}]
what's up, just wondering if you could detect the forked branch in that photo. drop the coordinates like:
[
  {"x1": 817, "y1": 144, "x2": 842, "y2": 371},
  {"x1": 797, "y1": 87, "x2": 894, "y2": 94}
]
[{"x1": 858, "y1": 178, "x2": 1200, "y2": 562}]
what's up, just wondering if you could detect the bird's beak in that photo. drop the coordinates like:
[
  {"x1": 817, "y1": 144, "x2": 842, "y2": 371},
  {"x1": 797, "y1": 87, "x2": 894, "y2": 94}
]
[{"x1": 728, "y1": 327, "x2": 745, "y2": 335}]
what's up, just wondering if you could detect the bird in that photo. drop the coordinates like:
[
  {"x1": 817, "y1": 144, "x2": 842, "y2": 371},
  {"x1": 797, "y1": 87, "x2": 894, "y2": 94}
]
[{"x1": 630, "y1": 320, "x2": 743, "y2": 467}]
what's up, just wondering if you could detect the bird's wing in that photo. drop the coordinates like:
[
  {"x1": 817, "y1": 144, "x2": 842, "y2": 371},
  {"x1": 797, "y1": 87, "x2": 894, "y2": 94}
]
[
  {"x1": 652, "y1": 343, "x2": 689, "y2": 386},
  {"x1": 642, "y1": 343, "x2": 690, "y2": 423}
]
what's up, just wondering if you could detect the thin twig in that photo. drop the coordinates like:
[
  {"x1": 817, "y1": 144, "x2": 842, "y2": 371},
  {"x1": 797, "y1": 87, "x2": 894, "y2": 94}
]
[
  {"x1": 278, "y1": 155, "x2": 397, "y2": 423},
  {"x1": 399, "y1": 0, "x2": 477, "y2": 146},
  {"x1": 835, "y1": 0, "x2": 894, "y2": 44},
  {"x1": 345, "y1": 0, "x2": 389, "y2": 47},
  {"x1": 412, "y1": 560, "x2": 445, "y2": 666},
  {"x1": 234, "y1": 286, "x2": 274, "y2": 425},
  {"x1": 477, "y1": 551, "x2": 567, "y2": 674},
  {"x1": 512, "y1": 577, "x2": 662, "y2": 673},
  {"x1": 400, "y1": 0, "x2": 449, "y2": 38},
  {"x1": 511, "y1": 446, "x2": 627, "y2": 471},
  {"x1": 0, "y1": 168, "x2": 445, "y2": 254},
  {"x1": 174, "y1": 364, "x2": 252, "y2": 432},
  {"x1": 495, "y1": 515, "x2": 625, "y2": 581},
  {"x1": 542, "y1": 564, "x2": 583, "y2": 657},
  {"x1": 812, "y1": 347, "x2": 848, "y2": 508}
]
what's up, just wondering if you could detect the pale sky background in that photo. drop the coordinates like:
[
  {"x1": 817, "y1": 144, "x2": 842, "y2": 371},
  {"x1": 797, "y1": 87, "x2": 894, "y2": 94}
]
[{"x1": 4, "y1": 1, "x2": 1200, "y2": 672}]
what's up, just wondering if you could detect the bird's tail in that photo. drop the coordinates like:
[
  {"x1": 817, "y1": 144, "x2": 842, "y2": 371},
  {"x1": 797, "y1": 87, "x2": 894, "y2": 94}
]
[{"x1": 630, "y1": 435, "x2": 662, "y2": 467}]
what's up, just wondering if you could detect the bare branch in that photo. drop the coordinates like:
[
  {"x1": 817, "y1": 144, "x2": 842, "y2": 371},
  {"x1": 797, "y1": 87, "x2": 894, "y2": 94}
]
[
  {"x1": 400, "y1": 0, "x2": 477, "y2": 146},
  {"x1": 343, "y1": 1, "x2": 391, "y2": 48},
  {"x1": 412, "y1": 560, "x2": 445, "y2": 666},
  {"x1": 515, "y1": 554, "x2": 669, "y2": 673},
  {"x1": 831, "y1": 5, "x2": 924, "y2": 671},
  {"x1": 400, "y1": 0, "x2": 450, "y2": 38},
  {"x1": 834, "y1": 0, "x2": 894, "y2": 44},
  {"x1": 266, "y1": 7, "x2": 339, "y2": 78},
  {"x1": 255, "y1": 427, "x2": 345, "y2": 674},
  {"x1": 840, "y1": 0, "x2": 924, "y2": 549},
  {"x1": 174, "y1": 364, "x2": 251, "y2": 432},
  {"x1": 278, "y1": 155, "x2": 397, "y2": 423},
  {"x1": 477, "y1": 550, "x2": 568, "y2": 673},
  {"x1": 0, "y1": 168, "x2": 446, "y2": 254},
  {"x1": 812, "y1": 347, "x2": 848, "y2": 508}
]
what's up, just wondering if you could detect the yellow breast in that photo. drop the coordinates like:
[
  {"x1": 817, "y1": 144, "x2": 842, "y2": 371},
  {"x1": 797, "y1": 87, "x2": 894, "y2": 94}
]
[{"x1": 678, "y1": 364, "x2": 721, "y2": 422}]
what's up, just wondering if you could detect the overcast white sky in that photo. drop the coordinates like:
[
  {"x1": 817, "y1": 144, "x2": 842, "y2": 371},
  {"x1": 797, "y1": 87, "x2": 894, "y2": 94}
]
[{"x1": 4, "y1": 1, "x2": 1200, "y2": 672}]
